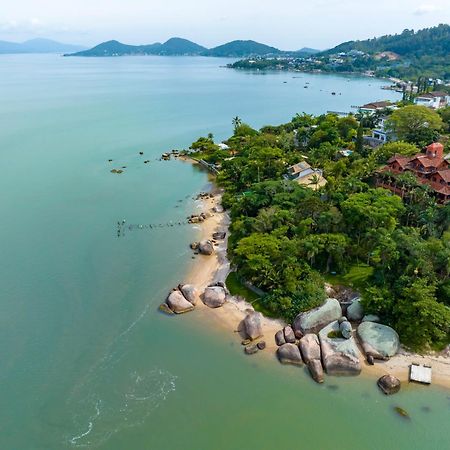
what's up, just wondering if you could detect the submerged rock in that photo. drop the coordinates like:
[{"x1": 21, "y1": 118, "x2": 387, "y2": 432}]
[
  {"x1": 319, "y1": 321, "x2": 361, "y2": 376},
  {"x1": 179, "y1": 284, "x2": 199, "y2": 305},
  {"x1": 276, "y1": 343, "x2": 303, "y2": 366},
  {"x1": 159, "y1": 303, "x2": 174, "y2": 315},
  {"x1": 299, "y1": 334, "x2": 321, "y2": 364},
  {"x1": 377, "y1": 375, "x2": 401, "y2": 395},
  {"x1": 198, "y1": 240, "x2": 214, "y2": 255},
  {"x1": 166, "y1": 290, "x2": 195, "y2": 314},
  {"x1": 357, "y1": 322, "x2": 399, "y2": 360},
  {"x1": 275, "y1": 330, "x2": 286, "y2": 346},
  {"x1": 202, "y1": 286, "x2": 227, "y2": 308},
  {"x1": 308, "y1": 359, "x2": 324, "y2": 383},
  {"x1": 347, "y1": 298, "x2": 364, "y2": 321},
  {"x1": 293, "y1": 298, "x2": 342, "y2": 335},
  {"x1": 243, "y1": 312, "x2": 263, "y2": 341},
  {"x1": 244, "y1": 344, "x2": 259, "y2": 355},
  {"x1": 394, "y1": 406, "x2": 410, "y2": 419}
]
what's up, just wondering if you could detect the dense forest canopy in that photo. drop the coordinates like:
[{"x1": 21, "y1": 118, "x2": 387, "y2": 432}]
[
  {"x1": 189, "y1": 106, "x2": 450, "y2": 351},
  {"x1": 324, "y1": 25, "x2": 450, "y2": 58}
]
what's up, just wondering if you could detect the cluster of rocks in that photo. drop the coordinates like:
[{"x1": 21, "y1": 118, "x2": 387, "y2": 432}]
[
  {"x1": 160, "y1": 282, "x2": 229, "y2": 314},
  {"x1": 274, "y1": 297, "x2": 401, "y2": 386},
  {"x1": 241, "y1": 311, "x2": 266, "y2": 355},
  {"x1": 188, "y1": 212, "x2": 212, "y2": 224},
  {"x1": 190, "y1": 240, "x2": 215, "y2": 255},
  {"x1": 196, "y1": 192, "x2": 215, "y2": 200},
  {"x1": 159, "y1": 284, "x2": 199, "y2": 314}
]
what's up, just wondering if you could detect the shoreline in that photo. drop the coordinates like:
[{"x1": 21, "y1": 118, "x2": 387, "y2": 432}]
[{"x1": 181, "y1": 169, "x2": 450, "y2": 390}]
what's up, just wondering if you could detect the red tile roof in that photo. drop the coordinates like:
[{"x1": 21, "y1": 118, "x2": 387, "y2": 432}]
[{"x1": 436, "y1": 169, "x2": 450, "y2": 183}]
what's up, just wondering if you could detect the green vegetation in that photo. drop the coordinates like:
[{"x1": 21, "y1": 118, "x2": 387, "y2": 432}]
[
  {"x1": 190, "y1": 109, "x2": 450, "y2": 350},
  {"x1": 230, "y1": 25, "x2": 450, "y2": 81}
]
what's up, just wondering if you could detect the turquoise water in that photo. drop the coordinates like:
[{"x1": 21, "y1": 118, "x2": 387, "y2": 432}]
[{"x1": 0, "y1": 54, "x2": 448, "y2": 450}]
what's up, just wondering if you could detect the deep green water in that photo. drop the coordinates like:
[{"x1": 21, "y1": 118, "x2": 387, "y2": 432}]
[{"x1": 0, "y1": 54, "x2": 448, "y2": 450}]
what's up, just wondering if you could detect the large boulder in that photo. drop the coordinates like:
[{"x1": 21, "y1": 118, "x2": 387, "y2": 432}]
[
  {"x1": 179, "y1": 284, "x2": 199, "y2": 305},
  {"x1": 347, "y1": 298, "x2": 364, "y2": 321},
  {"x1": 202, "y1": 286, "x2": 227, "y2": 308},
  {"x1": 357, "y1": 322, "x2": 399, "y2": 360},
  {"x1": 276, "y1": 343, "x2": 303, "y2": 366},
  {"x1": 198, "y1": 240, "x2": 214, "y2": 255},
  {"x1": 319, "y1": 321, "x2": 361, "y2": 376},
  {"x1": 275, "y1": 330, "x2": 286, "y2": 346},
  {"x1": 377, "y1": 374, "x2": 401, "y2": 395},
  {"x1": 283, "y1": 326, "x2": 296, "y2": 344},
  {"x1": 293, "y1": 298, "x2": 342, "y2": 335},
  {"x1": 308, "y1": 360, "x2": 324, "y2": 383},
  {"x1": 166, "y1": 290, "x2": 195, "y2": 314},
  {"x1": 243, "y1": 312, "x2": 263, "y2": 341},
  {"x1": 299, "y1": 334, "x2": 321, "y2": 364}
]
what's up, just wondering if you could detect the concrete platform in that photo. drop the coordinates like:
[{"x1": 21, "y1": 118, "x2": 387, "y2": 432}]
[{"x1": 409, "y1": 363, "x2": 432, "y2": 384}]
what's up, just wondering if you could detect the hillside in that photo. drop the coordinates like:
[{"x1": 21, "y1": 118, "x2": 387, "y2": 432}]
[
  {"x1": 68, "y1": 38, "x2": 282, "y2": 57},
  {"x1": 0, "y1": 38, "x2": 85, "y2": 54},
  {"x1": 69, "y1": 38, "x2": 206, "y2": 56},
  {"x1": 324, "y1": 24, "x2": 450, "y2": 58},
  {"x1": 203, "y1": 40, "x2": 281, "y2": 57}
]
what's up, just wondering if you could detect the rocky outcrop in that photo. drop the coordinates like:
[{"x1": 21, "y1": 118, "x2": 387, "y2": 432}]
[
  {"x1": 179, "y1": 284, "x2": 199, "y2": 305},
  {"x1": 283, "y1": 326, "x2": 296, "y2": 344},
  {"x1": 202, "y1": 286, "x2": 227, "y2": 308},
  {"x1": 276, "y1": 343, "x2": 303, "y2": 366},
  {"x1": 166, "y1": 290, "x2": 195, "y2": 314},
  {"x1": 275, "y1": 330, "x2": 286, "y2": 346},
  {"x1": 377, "y1": 375, "x2": 401, "y2": 395},
  {"x1": 293, "y1": 298, "x2": 342, "y2": 335},
  {"x1": 299, "y1": 334, "x2": 321, "y2": 364},
  {"x1": 308, "y1": 359, "x2": 324, "y2": 383},
  {"x1": 357, "y1": 322, "x2": 399, "y2": 360},
  {"x1": 319, "y1": 321, "x2": 361, "y2": 376},
  {"x1": 198, "y1": 240, "x2": 214, "y2": 255},
  {"x1": 362, "y1": 314, "x2": 380, "y2": 323},
  {"x1": 243, "y1": 312, "x2": 263, "y2": 341},
  {"x1": 347, "y1": 298, "x2": 364, "y2": 321}
]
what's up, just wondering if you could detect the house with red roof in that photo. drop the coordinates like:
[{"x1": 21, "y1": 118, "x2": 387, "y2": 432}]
[{"x1": 379, "y1": 143, "x2": 450, "y2": 203}]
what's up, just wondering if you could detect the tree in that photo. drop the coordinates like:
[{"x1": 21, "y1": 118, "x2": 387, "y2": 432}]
[
  {"x1": 355, "y1": 123, "x2": 364, "y2": 154},
  {"x1": 386, "y1": 105, "x2": 443, "y2": 146},
  {"x1": 232, "y1": 116, "x2": 242, "y2": 132}
]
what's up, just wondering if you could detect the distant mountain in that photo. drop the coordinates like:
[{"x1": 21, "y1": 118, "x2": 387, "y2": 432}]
[
  {"x1": 69, "y1": 38, "x2": 207, "y2": 57},
  {"x1": 296, "y1": 47, "x2": 320, "y2": 54},
  {"x1": 68, "y1": 38, "x2": 282, "y2": 57},
  {"x1": 203, "y1": 40, "x2": 281, "y2": 57},
  {"x1": 0, "y1": 38, "x2": 86, "y2": 54},
  {"x1": 322, "y1": 24, "x2": 450, "y2": 58},
  {"x1": 158, "y1": 37, "x2": 207, "y2": 55}
]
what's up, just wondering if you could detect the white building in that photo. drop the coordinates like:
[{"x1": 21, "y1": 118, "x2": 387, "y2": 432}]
[{"x1": 415, "y1": 91, "x2": 449, "y2": 109}]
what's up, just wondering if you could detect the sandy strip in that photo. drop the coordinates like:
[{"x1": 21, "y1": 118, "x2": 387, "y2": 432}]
[
  {"x1": 181, "y1": 191, "x2": 285, "y2": 353},
  {"x1": 180, "y1": 177, "x2": 450, "y2": 390}
]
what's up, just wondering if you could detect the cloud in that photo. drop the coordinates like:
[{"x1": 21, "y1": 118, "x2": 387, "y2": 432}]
[{"x1": 413, "y1": 4, "x2": 440, "y2": 15}]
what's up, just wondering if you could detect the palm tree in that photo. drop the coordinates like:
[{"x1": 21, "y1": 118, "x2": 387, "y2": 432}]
[
  {"x1": 309, "y1": 173, "x2": 322, "y2": 191},
  {"x1": 232, "y1": 116, "x2": 242, "y2": 132}
]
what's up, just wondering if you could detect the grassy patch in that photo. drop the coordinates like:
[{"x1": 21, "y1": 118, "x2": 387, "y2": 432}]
[
  {"x1": 225, "y1": 272, "x2": 278, "y2": 318},
  {"x1": 324, "y1": 264, "x2": 374, "y2": 292}
]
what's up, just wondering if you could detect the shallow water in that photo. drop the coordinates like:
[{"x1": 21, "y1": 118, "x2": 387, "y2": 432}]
[{"x1": 1, "y1": 54, "x2": 448, "y2": 450}]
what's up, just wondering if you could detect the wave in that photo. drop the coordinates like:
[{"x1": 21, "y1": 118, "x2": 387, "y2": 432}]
[{"x1": 66, "y1": 368, "x2": 177, "y2": 448}]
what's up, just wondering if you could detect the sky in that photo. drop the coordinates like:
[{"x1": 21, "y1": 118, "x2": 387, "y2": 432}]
[{"x1": 1, "y1": 0, "x2": 449, "y2": 49}]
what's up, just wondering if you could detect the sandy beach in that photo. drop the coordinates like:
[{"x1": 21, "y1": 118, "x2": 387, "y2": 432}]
[{"x1": 181, "y1": 175, "x2": 450, "y2": 390}]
